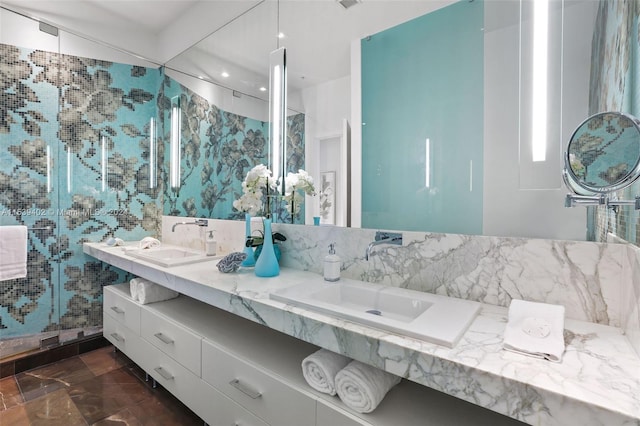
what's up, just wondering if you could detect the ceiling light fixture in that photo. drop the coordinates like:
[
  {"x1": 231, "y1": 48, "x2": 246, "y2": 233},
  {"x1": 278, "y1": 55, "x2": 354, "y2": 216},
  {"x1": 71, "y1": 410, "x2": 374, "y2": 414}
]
[
  {"x1": 337, "y1": 0, "x2": 360, "y2": 10},
  {"x1": 259, "y1": 87, "x2": 267, "y2": 92},
  {"x1": 221, "y1": 71, "x2": 229, "y2": 78}
]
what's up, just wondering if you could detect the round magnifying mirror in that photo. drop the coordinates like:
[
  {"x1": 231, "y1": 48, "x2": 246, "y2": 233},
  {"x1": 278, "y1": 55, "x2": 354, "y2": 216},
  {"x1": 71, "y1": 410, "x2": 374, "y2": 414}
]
[{"x1": 565, "y1": 111, "x2": 640, "y2": 194}]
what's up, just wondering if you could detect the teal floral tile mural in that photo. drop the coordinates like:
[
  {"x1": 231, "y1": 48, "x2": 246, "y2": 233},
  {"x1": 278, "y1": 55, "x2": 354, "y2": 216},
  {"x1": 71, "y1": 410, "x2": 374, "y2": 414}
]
[
  {"x1": 0, "y1": 41, "x2": 306, "y2": 339},
  {"x1": 589, "y1": 1, "x2": 640, "y2": 246},
  {"x1": 160, "y1": 75, "x2": 306, "y2": 223},
  {"x1": 0, "y1": 43, "x2": 161, "y2": 337}
]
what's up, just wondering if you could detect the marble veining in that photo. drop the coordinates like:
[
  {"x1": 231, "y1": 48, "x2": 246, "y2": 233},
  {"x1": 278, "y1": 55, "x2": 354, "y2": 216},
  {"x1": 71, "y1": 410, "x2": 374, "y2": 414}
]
[
  {"x1": 275, "y1": 224, "x2": 626, "y2": 327},
  {"x1": 85, "y1": 240, "x2": 640, "y2": 426}
]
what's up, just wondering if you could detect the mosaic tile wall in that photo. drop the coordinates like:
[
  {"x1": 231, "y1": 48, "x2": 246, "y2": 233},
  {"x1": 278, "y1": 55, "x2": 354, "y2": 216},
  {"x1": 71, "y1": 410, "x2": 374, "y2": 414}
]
[
  {"x1": 0, "y1": 43, "x2": 161, "y2": 338},
  {"x1": 160, "y1": 74, "x2": 306, "y2": 224},
  {"x1": 0, "y1": 41, "x2": 307, "y2": 340},
  {"x1": 590, "y1": 0, "x2": 640, "y2": 247}
]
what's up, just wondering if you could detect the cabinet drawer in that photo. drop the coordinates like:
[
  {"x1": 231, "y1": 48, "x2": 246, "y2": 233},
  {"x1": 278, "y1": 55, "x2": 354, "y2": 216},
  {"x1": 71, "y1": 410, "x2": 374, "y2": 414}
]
[
  {"x1": 104, "y1": 285, "x2": 140, "y2": 334},
  {"x1": 202, "y1": 339, "x2": 316, "y2": 426},
  {"x1": 135, "y1": 337, "x2": 268, "y2": 426},
  {"x1": 103, "y1": 314, "x2": 145, "y2": 360},
  {"x1": 140, "y1": 307, "x2": 201, "y2": 376},
  {"x1": 191, "y1": 377, "x2": 270, "y2": 426}
]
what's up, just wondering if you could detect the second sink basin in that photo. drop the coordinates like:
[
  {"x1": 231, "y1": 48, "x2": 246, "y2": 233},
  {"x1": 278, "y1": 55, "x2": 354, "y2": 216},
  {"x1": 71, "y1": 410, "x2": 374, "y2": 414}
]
[
  {"x1": 127, "y1": 246, "x2": 221, "y2": 267},
  {"x1": 270, "y1": 279, "x2": 481, "y2": 348}
]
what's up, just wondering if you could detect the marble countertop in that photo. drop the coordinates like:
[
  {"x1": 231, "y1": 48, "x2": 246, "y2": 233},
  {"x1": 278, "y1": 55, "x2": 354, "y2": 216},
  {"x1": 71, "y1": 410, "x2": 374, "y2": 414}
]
[{"x1": 85, "y1": 242, "x2": 640, "y2": 426}]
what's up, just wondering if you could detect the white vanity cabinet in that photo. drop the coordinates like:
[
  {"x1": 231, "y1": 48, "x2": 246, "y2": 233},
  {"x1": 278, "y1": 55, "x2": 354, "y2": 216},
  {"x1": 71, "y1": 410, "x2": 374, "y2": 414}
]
[{"x1": 103, "y1": 283, "x2": 523, "y2": 426}]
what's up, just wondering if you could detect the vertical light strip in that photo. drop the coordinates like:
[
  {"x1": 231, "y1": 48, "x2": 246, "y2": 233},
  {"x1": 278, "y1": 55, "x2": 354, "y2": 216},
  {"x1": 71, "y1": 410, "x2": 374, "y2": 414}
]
[
  {"x1": 269, "y1": 47, "x2": 287, "y2": 195},
  {"x1": 101, "y1": 134, "x2": 107, "y2": 192},
  {"x1": 46, "y1": 145, "x2": 52, "y2": 193},
  {"x1": 531, "y1": 0, "x2": 549, "y2": 162},
  {"x1": 66, "y1": 147, "x2": 72, "y2": 193},
  {"x1": 469, "y1": 160, "x2": 473, "y2": 192},
  {"x1": 425, "y1": 138, "x2": 431, "y2": 188},
  {"x1": 271, "y1": 64, "x2": 282, "y2": 181},
  {"x1": 170, "y1": 103, "x2": 181, "y2": 189},
  {"x1": 149, "y1": 117, "x2": 157, "y2": 189}
]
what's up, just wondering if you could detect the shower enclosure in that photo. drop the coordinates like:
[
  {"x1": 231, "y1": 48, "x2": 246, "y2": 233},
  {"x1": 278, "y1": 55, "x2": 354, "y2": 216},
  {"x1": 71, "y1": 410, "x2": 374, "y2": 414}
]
[{"x1": 0, "y1": 7, "x2": 161, "y2": 360}]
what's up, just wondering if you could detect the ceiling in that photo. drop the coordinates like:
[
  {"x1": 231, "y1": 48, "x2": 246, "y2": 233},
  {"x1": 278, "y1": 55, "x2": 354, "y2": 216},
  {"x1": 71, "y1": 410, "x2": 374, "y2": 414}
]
[{"x1": 1, "y1": 0, "x2": 453, "y2": 97}]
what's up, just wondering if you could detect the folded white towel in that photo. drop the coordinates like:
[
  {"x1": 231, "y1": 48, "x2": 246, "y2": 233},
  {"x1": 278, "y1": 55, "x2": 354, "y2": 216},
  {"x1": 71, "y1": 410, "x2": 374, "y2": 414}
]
[
  {"x1": 335, "y1": 360, "x2": 401, "y2": 413},
  {"x1": 137, "y1": 280, "x2": 179, "y2": 305},
  {"x1": 503, "y1": 299, "x2": 566, "y2": 362},
  {"x1": 302, "y1": 349, "x2": 351, "y2": 395},
  {"x1": 129, "y1": 277, "x2": 144, "y2": 301},
  {"x1": 0, "y1": 225, "x2": 28, "y2": 281}
]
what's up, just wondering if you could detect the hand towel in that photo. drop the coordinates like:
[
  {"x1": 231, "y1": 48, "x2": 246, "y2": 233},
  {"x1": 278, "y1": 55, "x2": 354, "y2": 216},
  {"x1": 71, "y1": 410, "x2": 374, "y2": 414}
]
[
  {"x1": 137, "y1": 280, "x2": 179, "y2": 305},
  {"x1": 335, "y1": 360, "x2": 401, "y2": 413},
  {"x1": 0, "y1": 225, "x2": 28, "y2": 281},
  {"x1": 302, "y1": 349, "x2": 351, "y2": 395},
  {"x1": 129, "y1": 277, "x2": 145, "y2": 301},
  {"x1": 503, "y1": 299, "x2": 565, "y2": 362}
]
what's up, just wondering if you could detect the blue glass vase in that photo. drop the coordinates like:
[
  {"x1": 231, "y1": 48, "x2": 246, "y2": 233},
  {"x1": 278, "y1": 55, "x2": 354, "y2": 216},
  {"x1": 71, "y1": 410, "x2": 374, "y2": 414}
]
[
  {"x1": 254, "y1": 218, "x2": 279, "y2": 277},
  {"x1": 241, "y1": 213, "x2": 255, "y2": 267}
]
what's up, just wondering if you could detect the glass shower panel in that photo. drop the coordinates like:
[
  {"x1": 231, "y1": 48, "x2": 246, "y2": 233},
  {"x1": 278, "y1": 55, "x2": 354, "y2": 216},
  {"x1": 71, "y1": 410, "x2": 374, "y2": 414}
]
[
  {"x1": 0, "y1": 7, "x2": 62, "y2": 357},
  {"x1": 361, "y1": 0, "x2": 484, "y2": 234},
  {"x1": 56, "y1": 29, "x2": 162, "y2": 345}
]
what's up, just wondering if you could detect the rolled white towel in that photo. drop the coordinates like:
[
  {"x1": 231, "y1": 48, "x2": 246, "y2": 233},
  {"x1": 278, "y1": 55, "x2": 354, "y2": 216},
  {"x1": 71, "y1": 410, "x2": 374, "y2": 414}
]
[
  {"x1": 335, "y1": 360, "x2": 401, "y2": 413},
  {"x1": 137, "y1": 280, "x2": 179, "y2": 305},
  {"x1": 302, "y1": 349, "x2": 351, "y2": 395},
  {"x1": 129, "y1": 277, "x2": 146, "y2": 302}
]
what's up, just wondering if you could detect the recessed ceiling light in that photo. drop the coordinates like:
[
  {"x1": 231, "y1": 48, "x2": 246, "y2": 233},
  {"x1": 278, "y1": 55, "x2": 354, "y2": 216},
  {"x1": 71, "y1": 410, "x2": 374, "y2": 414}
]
[
  {"x1": 197, "y1": 75, "x2": 204, "y2": 80},
  {"x1": 259, "y1": 87, "x2": 267, "y2": 92},
  {"x1": 221, "y1": 72, "x2": 229, "y2": 78},
  {"x1": 277, "y1": 32, "x2": 285, "y2": 39},
  {"x1": 337, "y1": 0, "x2": 359, "y2": 10}
]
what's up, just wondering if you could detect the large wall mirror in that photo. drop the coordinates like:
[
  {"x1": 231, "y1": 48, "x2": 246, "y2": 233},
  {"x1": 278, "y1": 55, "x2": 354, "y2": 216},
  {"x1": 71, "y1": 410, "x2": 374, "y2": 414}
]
[{"x1": 163, "y1": 0, "x2": 619, "y2": 242}]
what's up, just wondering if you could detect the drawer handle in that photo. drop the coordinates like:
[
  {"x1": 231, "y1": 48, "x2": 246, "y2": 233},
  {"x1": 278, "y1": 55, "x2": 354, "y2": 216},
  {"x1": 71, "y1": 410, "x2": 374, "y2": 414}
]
[
  {"x1": 110, "y1": 306, "x2": 125, "y2": 314},
  {"x1": 154, "y1": 332, "x2": 174, "y2": 345},
  {"x1": 110, "y1": 333, "x2": 124, "y2": 342},
  {"x1": 153, "y1": 366, "x2": 174, "y2": 381},
  {"x1": 229, "y1": 379, "x2": 262, "y2": 399}
]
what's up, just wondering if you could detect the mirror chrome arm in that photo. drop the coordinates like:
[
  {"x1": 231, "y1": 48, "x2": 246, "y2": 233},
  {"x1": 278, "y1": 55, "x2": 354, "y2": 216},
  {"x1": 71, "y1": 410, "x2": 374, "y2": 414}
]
[
  {"x1": 607, "y1": 196, "x2": 640, "y2": 210},
  {"x1": 565, "y1": 194, "x2": 640, "y2": 210},
  {"x1": 564, "y1": 194, "x2": 606, "y2": 207}
]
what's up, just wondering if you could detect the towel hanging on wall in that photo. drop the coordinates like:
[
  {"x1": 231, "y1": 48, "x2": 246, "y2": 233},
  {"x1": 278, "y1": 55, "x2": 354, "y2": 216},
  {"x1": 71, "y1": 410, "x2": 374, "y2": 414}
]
[{"x1": 0, "y1": 225, "x2": 28, "y2": 281}]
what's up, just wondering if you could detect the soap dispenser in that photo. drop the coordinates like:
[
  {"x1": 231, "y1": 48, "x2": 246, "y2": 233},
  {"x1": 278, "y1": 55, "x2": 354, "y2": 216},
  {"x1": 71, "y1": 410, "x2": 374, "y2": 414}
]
[
  {"x1": 205, "y1": 231, "x2": 217, "y2": 256},
  {"x1": 324, "y1": 243, "x2": 340, "y2": 282}
]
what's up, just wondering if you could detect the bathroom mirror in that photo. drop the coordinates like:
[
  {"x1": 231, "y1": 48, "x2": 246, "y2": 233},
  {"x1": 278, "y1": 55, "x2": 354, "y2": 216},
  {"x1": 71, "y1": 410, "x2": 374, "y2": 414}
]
[
  {"x1": 565, "y1": 112, "x2": 640, "y2": 194},
  {"x1": 162, "y1": 0, "x2": 627, "y2": 241}
]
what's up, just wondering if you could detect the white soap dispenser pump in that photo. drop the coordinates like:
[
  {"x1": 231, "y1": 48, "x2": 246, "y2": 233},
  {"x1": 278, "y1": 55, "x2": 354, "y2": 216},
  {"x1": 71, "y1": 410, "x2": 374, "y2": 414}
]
[
  {"x1": 324, "y1": 243, "x2": 340, "y2": 282},
  {"x1": 205, "y1": 230, "x2": 217, "y2": 256}
]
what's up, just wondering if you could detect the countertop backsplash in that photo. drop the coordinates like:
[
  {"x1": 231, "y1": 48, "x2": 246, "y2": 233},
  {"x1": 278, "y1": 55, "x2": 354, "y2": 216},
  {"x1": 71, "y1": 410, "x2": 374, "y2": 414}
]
[{"x1": 161, "y1": 216, "x2": 640, "y2": 357}]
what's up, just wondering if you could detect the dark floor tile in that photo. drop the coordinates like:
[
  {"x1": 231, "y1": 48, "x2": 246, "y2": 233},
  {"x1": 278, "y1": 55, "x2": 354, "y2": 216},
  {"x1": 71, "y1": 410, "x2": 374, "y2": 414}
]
[
  {"x1": 80, "y1": 346, "x2": 132, "y2": 377},
  {"x1": 0, "y1": 376, "x2": 23, "y2": 411},
  {"x1": 0, "y1": 360, "x2": 15, "y2": 379},
  {"x1": 78, "y1": 336, "x2": 110, "y2": 355},
  {"x1": 90, "y1": 408, "x2": 142, "y2": 425},
  {"x1": 69, "y1": 367, "x2": 155, "y2": 424},
  {"x1": 14, "y1": 343, "x2": 79, "y2": 375},
  {"x1": 126, "y1": 393, "x2": 203, "y2": 426},
  {"x1": 16, "y1": 356, "x2": 95, "y2": 402},
  {"x1": 3, "y1": 388, "x2": 87, "y2": 426}
]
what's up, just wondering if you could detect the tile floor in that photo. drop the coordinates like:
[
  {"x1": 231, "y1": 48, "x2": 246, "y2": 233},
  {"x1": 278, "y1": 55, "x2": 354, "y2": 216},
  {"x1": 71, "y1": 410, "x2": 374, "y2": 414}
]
[{"x1": 0, "y1": 345, "x2": 204, "y2": 425}]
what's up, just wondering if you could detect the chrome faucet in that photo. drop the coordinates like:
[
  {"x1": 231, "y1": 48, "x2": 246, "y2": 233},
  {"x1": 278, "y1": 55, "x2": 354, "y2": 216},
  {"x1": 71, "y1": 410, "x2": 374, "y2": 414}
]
[
  {"x1": 171, "y1": 218, "x2": 208, "y2": 232},
  {"x1": 365, "y1": 231, "x2": 403, "y2": 261}
]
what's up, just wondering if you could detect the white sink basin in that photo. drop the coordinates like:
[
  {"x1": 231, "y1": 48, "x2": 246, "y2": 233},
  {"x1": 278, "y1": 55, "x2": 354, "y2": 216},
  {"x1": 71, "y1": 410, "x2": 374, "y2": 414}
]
[
  {"x1": 127, "y1": 246, "x2": 221, "y2": 267},
  {"x1": 270, "y1": 280, "x2": 481, "y2": 348}
]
